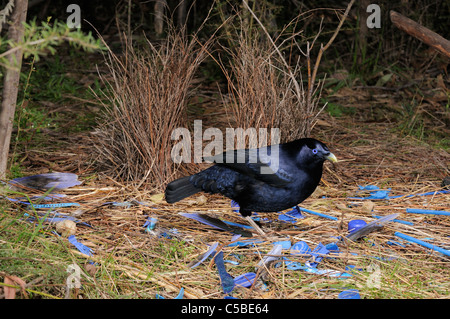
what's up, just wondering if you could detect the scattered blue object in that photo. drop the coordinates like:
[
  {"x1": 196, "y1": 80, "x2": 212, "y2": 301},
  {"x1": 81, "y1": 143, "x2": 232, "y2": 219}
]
[
  {"x1": 290, "y1": 241, "x2": 311, "y2": 255},
  {"x1": 388, "y1": 189, "x2": 450, "y2": 199},
  {"x1": 231, "y1": 200, "x2": 240, "y2": 213},
  {"x1": 273, "y1": 240, "x2": 291, "y2": 250},
  {"x1": 30, "y1": 202, "x2": 80, "y2": 209},
  {"x1": 9, "y1": 172, "x2": 81, "y2": 191},
  {"x1": 68, "y1": 235, "x2": 93, "y2": 257},
  {"x1": 394, "y1": 232, "x2": 450, "y2": 257},
  {"x1": 227, "y1": 239, "x2": 264, "y2": 247},
  {"x1": 338, "y1": 289, "x2": 360, "y2": 299},
  {"x1": 348, "y1": 219, "x2": 367, "y2": 232},
  {"x1": 307, "y1": 242, "x2": 329, "y2": 268},
  {"x1": 325, "y1": 242, "x2": 340, "y2": 252},
  {"x1": 174, "y1": 288, "x2": 184, "y2": 299},
  {"x1": 405, "y1": 208, "x2": 450, "y2": 216},
  {"x1": 278, "y1": 206, "x2": 304, "y2": 223},
  {"x1": 298, "y1": 207, "x2": 338, "y2": 220},
  {"x1": 214, "y1": 251, "x2": 235, "y2": 294},
  {"x1": 349, "y1": 185, "x2": 391, "y2": 200},
  {"x1": 234, "y1": 273, "x2": 256, "y2": 288},
  {"x1": 351, "y1": 186, "x2": 450, "y2": 200},
  {"x1": 143, "y1": 216, "x2": 158, "y2": 232},
  {"x1": 155, "y1": 287, "x2": 184, "y2": 299}
]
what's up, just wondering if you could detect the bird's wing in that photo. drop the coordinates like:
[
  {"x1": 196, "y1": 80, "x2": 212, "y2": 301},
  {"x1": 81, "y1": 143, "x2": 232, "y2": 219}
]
[{"x1": 204, "y1": 146, "x2": 292, "y2": 187}]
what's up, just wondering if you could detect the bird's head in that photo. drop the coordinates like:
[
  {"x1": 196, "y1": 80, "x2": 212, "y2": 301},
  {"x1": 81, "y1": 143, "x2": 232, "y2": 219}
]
[{"x1": 296, "y1": 138, "x2": 337, "y2": 167}]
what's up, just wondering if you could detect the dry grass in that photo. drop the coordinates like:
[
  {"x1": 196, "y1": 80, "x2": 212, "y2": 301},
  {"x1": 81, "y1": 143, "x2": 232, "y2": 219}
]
[{"x1": 92, "y1": 28, "x2": 212, "y2": 189}]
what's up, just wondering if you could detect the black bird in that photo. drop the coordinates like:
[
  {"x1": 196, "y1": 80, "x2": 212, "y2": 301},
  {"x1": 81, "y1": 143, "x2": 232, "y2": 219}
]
[{"x1": 165, "y1": 138, "x2": 337, "y2": 235}]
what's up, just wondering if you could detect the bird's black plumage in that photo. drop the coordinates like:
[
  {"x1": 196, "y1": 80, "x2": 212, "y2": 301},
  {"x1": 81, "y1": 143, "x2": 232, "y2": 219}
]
[{"x1": 165, "y1": 138, "x2": 337, "y2": 217}]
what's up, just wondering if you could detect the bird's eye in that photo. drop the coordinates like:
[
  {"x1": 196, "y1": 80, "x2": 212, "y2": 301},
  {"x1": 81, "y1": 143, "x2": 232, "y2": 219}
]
[{"x1": 312, "y1": 148, "x2": 318, "y2": 154}]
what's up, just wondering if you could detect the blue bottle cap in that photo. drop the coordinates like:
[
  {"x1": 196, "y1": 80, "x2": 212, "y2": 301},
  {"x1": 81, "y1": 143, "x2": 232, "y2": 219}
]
[
  {"x1": 348, "y1": 219, "x2": 367, "y2": 232},
  {"x1": 290, "y1": 241, "x2": 311, "y2": 255},
  {"x1": 338, "y1": 289, "x2": 360, "y2": 299}
]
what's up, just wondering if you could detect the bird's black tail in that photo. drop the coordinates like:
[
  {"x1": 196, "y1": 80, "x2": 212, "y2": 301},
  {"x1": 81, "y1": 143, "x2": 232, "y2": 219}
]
[{"x1": 165, "y1": 176, "x2": 201, "y2": 203}]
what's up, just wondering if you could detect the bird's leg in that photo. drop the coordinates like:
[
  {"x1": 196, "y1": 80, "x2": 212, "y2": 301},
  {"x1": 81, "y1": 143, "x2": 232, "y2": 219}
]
[{"x1": 244, "y1": 216, "x2": 267, "y2": 238}]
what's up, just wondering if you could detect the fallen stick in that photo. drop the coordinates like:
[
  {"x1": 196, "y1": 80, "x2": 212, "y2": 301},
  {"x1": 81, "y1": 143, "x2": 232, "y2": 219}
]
[
  {"x1": 390, "y1": 10, "x2": 450, "y2": 58},
  {"x1": 394, "y1": 232, "x2": 450, "y2": 257}
]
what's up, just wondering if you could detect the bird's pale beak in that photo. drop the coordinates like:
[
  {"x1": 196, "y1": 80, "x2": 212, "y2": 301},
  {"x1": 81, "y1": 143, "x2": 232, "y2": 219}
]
[{"x1": 325, "y1": 152, "x2": 338, "y2": 163}]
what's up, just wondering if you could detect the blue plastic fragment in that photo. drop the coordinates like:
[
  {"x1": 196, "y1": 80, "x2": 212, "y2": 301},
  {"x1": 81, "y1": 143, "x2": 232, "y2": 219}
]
[
  {"x1": 290, "y1": 241, "x2": 311, "y2": 255},
  {"x1": 68, "y1": 235, "x2": 93, "y2": 257},
  {"x1": 231, "y1": 200, "x2": 240, "y2": 213},
  {"x1": 31, "y1": 202, "x2": 80, "y2": 209},
  {"x1": 214, "y1": 251, "x2": 235, "y2": 294},
  {"x1": 348, "y1": 219, "x2": 367, "y2": 232},
  {"x1": 278, "y1": 206, "x2": 304, "y2": 223},
  {"x1": 190, "y1": 242, "x2": 219, "y2": 269},
  {"x1": 174, "y1": 288, "x2": 184, "y2": 299},
  {"x1": 234, "y1": 272, "x2": 256, "y2": 288},
  {"x1": 325, "y1": 242, "x2": 340, "y2": 252},
  {"x1": 298, "y1": 207, "x2": 338, "y2": 220},
  {"x1": 405, "y1": 208, "x2": 450, "y2": 216},
  {"x1": 143, "y1": 216, "x2": 158, "y2": 232},
  {"x1": 338, "y1": 289, "x2": 360, "y2": 299},
  {"x1": 227, "y1": 239, "x2": 264, "y2": 247},
  {"x1": 394, "y1": 232, "x2": 450, "y2": 257},
  {"x1": 349, "y1": 185, "x2": 391, "y2": 200},
  {"x1": 351, "y1": 186, "x2": 450, "y2": 200},
  {"x1": 273, "y1": 240, "x2": 291, "y2": 250},
  {"x1": 307, "y1": 242, "x2": 329, "y2": 268}
]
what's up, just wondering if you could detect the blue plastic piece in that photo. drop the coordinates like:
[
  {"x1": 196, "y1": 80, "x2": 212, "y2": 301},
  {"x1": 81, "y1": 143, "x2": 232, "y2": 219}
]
[
  {"x1": 290, "y1": 241, "x2": 311, "y2": 255},
  {"x1": 174, "y1": 288, "x2": 184, "y2": 299},
  {"x1": 278, "y1": 206, "x2": 304, "y2": 223},
  {"x1": 405, "y1": 208, "x2": 450, "y2": 216},
  {"x1": 273, "y1": 240, "x2": 292, "y2": 250},
  {"x1": 307, "y1": 242, "x2": 329, "y2": 268},
  {"x1": 348, "y1": 219, "x2": 367, "y2": 232},
  {"x1": 30, "y1": 202, "x2": 80, "y2": 209},
  {"x1": 234, "y1": 272, "x2": 256, "y2": 288},
  {"x1": 214, "y1": 251, "x2": 235, "y2": 294},
  {"x1": 325, "y1": 242, "x2": 340, "y2": 252},
  {"x1": 227, "y1": 239, "x2": 264, "y2": 247},
  {"x1": 143, "y1": 216, "x2": 158, "y2": 231},
  {"x1": 231, "y1": 200, "x2": 240, "y2": 213},
  {"x1": 394, "y1": 232, "x2": 450, "y2": 257},
  {"x1": 68, "y1": 235, "x2": 93, "y2": 257},
  {"x1": 338, "y1": 289, "x2": 360, "y2": 299},
  {"x1": 298, "y1": 207, "x2": 338, "y2": 220}
]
